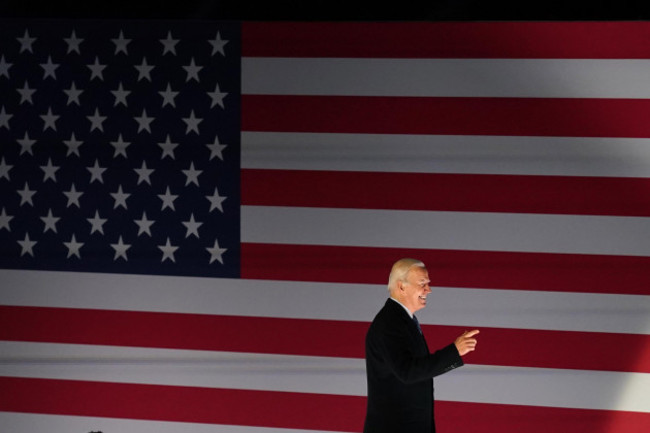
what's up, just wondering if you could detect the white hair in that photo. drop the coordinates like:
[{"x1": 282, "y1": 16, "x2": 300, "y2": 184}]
[{"x1": 387, "y1": 258, "x2": 426, "y2": 292}]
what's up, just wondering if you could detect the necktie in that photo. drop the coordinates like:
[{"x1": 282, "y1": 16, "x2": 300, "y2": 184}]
[{"x1": 413, "y1": 315, "x2": 422, "y2": 334}]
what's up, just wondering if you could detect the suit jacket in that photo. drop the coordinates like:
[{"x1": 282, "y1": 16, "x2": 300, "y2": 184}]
[{"x1": 363, "y1": 298, "x2": 463, "y2": 433}]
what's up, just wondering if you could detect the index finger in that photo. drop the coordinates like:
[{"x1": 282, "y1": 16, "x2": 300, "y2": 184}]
[{"x1": 465, "y1": 329, "x2": 480, "y2": 337}]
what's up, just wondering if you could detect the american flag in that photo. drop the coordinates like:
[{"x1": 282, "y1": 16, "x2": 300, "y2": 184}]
[{"x1": 1, "y1": 20, "x2": 650, "y2": 433}]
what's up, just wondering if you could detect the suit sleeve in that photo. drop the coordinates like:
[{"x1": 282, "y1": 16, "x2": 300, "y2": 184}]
[{"x1": 371, "y1": 324, "x2": 464, "y2": 384}]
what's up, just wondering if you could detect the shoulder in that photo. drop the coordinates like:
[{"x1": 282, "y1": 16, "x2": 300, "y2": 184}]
[
  {"x1": 369, "y1": 299, "x2": 409, "y2": 332},
  {"x1": 372, "y1": 299, "x2": 399, "y2": 320}
]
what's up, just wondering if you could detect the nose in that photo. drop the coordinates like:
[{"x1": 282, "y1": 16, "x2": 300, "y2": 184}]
[{"x1": 425, "y1": 285, "x2": 432, "y2": 294}]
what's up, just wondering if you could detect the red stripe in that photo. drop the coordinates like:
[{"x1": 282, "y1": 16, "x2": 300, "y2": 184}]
[
  {"x1": 0, "y1": 376, "x2": 365, "y2": 431},
  {"x1": 0, "y1": 305, "x2": 367, "y2": 359},
  {"x1": 242, "y1": 95, "x2": 650, "y2": 138},
  {"x1": 242, "y1": 22, "x2": 650, "y2": 59},
  {"x1": 2, "y1": 377, "x2": 649, "y2": 432},
  {"x1": 2, "y1": 305, "x2": 649, "y2": 373},
  {"x1": 242, "y1": 169, "x2": 650, "y2": 217},
  {"x1": 241, "y1": 243, "x2": 650, "y2": 296},
  {"x1": 436, "y1": 400, "x2": 650, "y2": 433}
]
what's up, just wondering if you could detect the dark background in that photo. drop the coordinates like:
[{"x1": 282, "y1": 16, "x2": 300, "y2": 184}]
[{"x1": 1, "y1": 0, "x2": 650, "y2": 21}]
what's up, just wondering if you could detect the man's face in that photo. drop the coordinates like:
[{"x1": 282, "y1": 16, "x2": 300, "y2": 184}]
[{"x1": 399, "y1": 266, "x2": 432, "y2": 314}]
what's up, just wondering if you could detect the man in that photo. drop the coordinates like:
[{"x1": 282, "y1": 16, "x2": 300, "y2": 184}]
[{"x1": 363, "y1": 258, "x2": 479, "y2": 433}]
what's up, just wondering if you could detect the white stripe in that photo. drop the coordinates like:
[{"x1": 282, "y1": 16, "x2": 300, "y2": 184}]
[
  {"x1": 242, "y1": 206, "x2": 650, "y2": 257},
  {"x1": 242, "y1": 58, "x2": 650, "y2": 99},
  {"x1": 0, "y1": 342, "x2": 366, "y2": 397},
  {"x1": 0, "y1": 412, "x2": 335, "y2": 433},
  {"x1": 2, "y1": 342, "x2": 649, "y2": 413},
  {"x1": 427, "y1": 287, "x2": 650, "y2": 335},
  {"x1": 438, "y1": 364, "x2": 650, "y2": 413},
  {"x1": 2, "y1": 269, "x2": 649, "y2": 335},
  {"x1": 242, "y1": 132, "x2": 650, "y2": 178}
]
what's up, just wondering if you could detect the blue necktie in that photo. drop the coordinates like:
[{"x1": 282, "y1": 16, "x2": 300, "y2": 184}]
[{"x1": 413, "y1": 315, "x2": 422, "y2": 334}]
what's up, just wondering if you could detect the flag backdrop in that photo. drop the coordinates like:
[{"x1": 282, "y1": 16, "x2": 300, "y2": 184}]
[{"x1": 1, "y1": 19, "x2": 650, "y2": 433}]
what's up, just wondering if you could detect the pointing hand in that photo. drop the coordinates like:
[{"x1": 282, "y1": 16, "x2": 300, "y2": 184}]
[{"x1": 454, "y1": 329, "x2": 479, "y2": 356}]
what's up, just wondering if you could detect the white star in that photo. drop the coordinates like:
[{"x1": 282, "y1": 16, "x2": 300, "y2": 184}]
[
  {"x1": 40, "y1": 158, "x2": 59, "y2": 182},
  {"x1": 0, "y1": 207, "x2": 14, "y2": 231},
  {"x1": 134, "y1": 161, "x2": 154, "y2": 185},
  {"x1": 112, "y1": 30, "x2": 131, "y2": 55},
  {"x1": 183, "y1": 57, "x2": 202, "y2": 82},
  {"x1": 158, "y1": 237, "x2": 178, "y2": 263},
  {"x1": 182, "y1": 110, "x2": 202, "y2": 134},
  {"x1": 206, "y1": 135, "x2": 227, "y2": 161},
  {"x1": 63, "y1": 183, "x2": 83, "y2": 208},
  {"x1": 206, "y1": 186, "x2": 226, "y2": 213},
  {"x1": 208, "y1": 82, "x2": 227, "y2": 109},
  {"x1": 111, "y1": 82, "x2": 130, "y2": 106},
  {"x1": 0, "y1": 157, "x2": 12, "y2": 180},
  {"x1": 182, "y1": 213, "x2": 203, "y2": 238},
  {"x1": 206, "y1": 238, "x2": 227, "y2": 264},
  {"x1": 0, "y1": 106, "x2": 12, "y2": 130},
  {"x1": 87, "y1": 159, "x2": 106, "y2": 184},
  {"x1": 64, "y1": 29, "x2": 84, "y2": 54},
  {"x1": 158, "y1": 186, "x2": 178, "y2": 211},
  {"x1": 160, "y1": 31, "x2": 179, "y2": 55},
  {"x1": 40, "y1": 56, "x2": 59, "y2": 80},
  {"x1": 17, "y1": 132, "x2": 36, "y2": 155},
  {"x1": 158, "y1": 83, "x2": 178, "y2": 108},
  {"x1": 0, "y1": 55, "x2": 11, "y2": 78},
  {"x1": 208, "y1": 31, "x2": 228, "y2": 56},
  {"x1": 111, "y1": 236, "x2": 130, "y2": 261},
  {"x1": 40, "y1": 107, "x2": 59, "y2": 131},
  {"x1": 64, "y1": 132, "x2": 83, "y2": 157},
  {"x1": 158, "y1": 135, "x2": 178, "y2": 159},
  {"x1": 64, "y1": 82, "x2": 83, "y2": 105},
  {"x1": 87, "y1": 108, "x2": 106, "y2": 132},
  {"x1": 182, "y1": 162, "x2": 202, "y2": 186},
  {"x1": 17, "y1": 29, "x2": 36, "y2": 53},
  {"x1": 63, "y1": 234, "x2": 84, "y2": 259},
  {"x1": 134, "y1": 108, "x2": 154, "y2": 133},
  {"x1": 17, "y1": 81, "x2": 36, "y2": 105},
  {"x1": 40, "y1": 209, "x2": 60, "y2": 233},
  {"x1": 110, "y1": 134, "x2": 130, "y2": 158},
  {"x1": 87, "y1": 210, "x2": 107, "y2": 235},
  {"x1": 134, "y1": 211, "x2": 155, "y2": 236},
  {"x1": 18, "y1": 233, "x2": 37, "y2": 257},
  {"x1": 87, "y1": 57, "x2": 106, "y2": 81},
  {"x1": 110, "y1": 185, "x2": 130, "y2": 210},
  {"x1": 18, "y1": 182, "x2": 36, "y2": 206},
  {"x1": 135, "y1": 57, "x2": 154, "y2": 81}
]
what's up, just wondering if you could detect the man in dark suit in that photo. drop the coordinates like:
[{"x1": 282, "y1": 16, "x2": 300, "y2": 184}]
[{"x1": 363, "y1": 258, "x2": 479, "y2": 433}]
